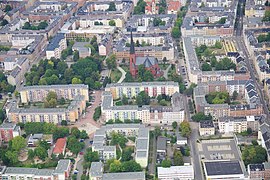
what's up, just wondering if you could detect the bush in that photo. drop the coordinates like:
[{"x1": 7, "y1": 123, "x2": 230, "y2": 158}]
[{"x1": 93, "y1": 106, "x2": 101, "y2": 121}]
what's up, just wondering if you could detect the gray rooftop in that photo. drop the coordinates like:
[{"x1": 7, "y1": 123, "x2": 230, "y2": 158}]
[
  {"x1": 90, "y1": 162, "x2": 103, "y2": 177},
  {"x1": 54, "y1": 159, "x2": 70, "y2": 174},
  {"x1": 20, "y1": 84, "x2": 88, "y2": 91},
  {"x1": 47, "y1": 33, "x2": 65, "y2": 51},
  {"x1": 102, "y1": 171, "x2": 145, "y2": 180},
  {"x1": 157, "y1": 136, "x2": 167, "y2": 151},
  {"x1": 106, "y1": 81, "x2": 178, "y2": 88}
]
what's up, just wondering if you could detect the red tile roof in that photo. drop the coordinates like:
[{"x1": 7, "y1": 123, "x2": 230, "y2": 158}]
[
  {"x1": 167, "y1": 1, "x2": 180, "y2": 11},
  {"x1": 53, "y1": 138, "x2": 66, "y2": 154}
]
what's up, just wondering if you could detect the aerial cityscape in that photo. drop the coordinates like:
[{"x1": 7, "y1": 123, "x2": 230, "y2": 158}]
[{"x1": 0, "y1": 0, "x2": 270, "y2": 179}]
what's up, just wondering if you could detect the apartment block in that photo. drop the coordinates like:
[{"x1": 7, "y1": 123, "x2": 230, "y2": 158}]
[
  {"x1": 7, "y1": 95, "x2": 86, "y2": 124},
  {"x1": 90, "y1": 162, "x2": 145, "y2": 180},
  {"x1": 105, "y1": 81, "x2": 179, "y2": 99},
  {"x1": 101, "y1": 91, "x2": 185, "y2": 125},
  {"x1": 248, "y1": 164, "x2": 265, "y2": 180},
  {"x1": 92, "y1": 124, "x2": 149, "y2": 168},
  {"x1": 218, "y1": 116, "x2": 260, "y2": 134},
  {"x1": 19, "y1": 84, "x2": 89, "y2": 103},
  {"x1": 0, "y1": 123, "x2": 21, "y2": 143},
  {"x1": 1, "y1": 159, "x2": 71, "y2": 180},
  {"x1": 46, "y1": 33, "x2": 67, "y2": 59},
  {"x1": 199, "y1": 120, "x2": 215, "y2": 136}
]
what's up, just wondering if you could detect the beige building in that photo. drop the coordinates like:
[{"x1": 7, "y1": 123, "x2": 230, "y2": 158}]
[
  {"x1": 199, "y1": 120, "x2": 215, "y2": 136},
  {"x1": 7, "y1": 95, "x2": 86, "y2": 124},
  {"x1": 218, "y1": 116, "x2": 259, "y2": 134},
  {"x1": 105, "y1": 81, "x2": 179, "y2": 99},
  {"x1": 19, "y1": 84, "x2": 89, "y2": 103}
]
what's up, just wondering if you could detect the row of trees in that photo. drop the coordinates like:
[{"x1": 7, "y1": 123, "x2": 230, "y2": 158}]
[
  {"x1": 22, "y1": 21, "x2": 48, "y2": 30},
  {"x1": 201, "y1": 57, "x2": 236, "y2": 71},
  {"x1": 205, "y1": 91, "x2": 230, "y2": 104},
  {"x1": 93, "y1": 106, "x2": 101, "y2": 121},
  {"x1": 257, "y1": 32, "x2": 270, "y2": 43},
  {"x1": 25, "y1": 56, "x2": 103, "y2": 89},
  {"x1": 171, "y1": 6, "x2": 187, "y2": 38},
  {"x1": 191, "y1": 112, "x2": 213, "y2": 122},
  {"x1": 0, "y1": 71, "x2": 15, "y2": 93}
]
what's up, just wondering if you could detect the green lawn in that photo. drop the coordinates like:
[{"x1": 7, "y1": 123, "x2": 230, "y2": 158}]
[
  {"x1": 0, "y1": 99, "x2": 6, "y2": 109},
  {"x1": 159, "y1": 63, "x2": 170, "y2": 70},
  {"x1": 110, "y1": 69, "x2": 122, "y2": 83}
]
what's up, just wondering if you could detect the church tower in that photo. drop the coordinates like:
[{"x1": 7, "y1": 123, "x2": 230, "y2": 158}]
[{"x1": 129, "y1": 31, "x2": 137, "y2": 77}]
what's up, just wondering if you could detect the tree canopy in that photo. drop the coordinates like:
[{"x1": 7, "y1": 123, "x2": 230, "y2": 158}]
[
  {"x1": 180, "y1": 121, "x2": 191, "y2": 137},
  {"x1": 191, "y1": 112, "x2": 212, "y2": 122},
  {"x1": 242, "y1": 145, "x2": 267, "y2": 165}
]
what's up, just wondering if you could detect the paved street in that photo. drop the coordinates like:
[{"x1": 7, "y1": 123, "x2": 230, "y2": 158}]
[
  {"x1": 117, "y1": 66, "x2": 126, "y2": 83},
  {"x1": 148, "y1": 134, "x2": 157, "y2": 176}
]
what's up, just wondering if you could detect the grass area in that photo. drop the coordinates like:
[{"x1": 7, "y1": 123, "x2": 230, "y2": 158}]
[
  {"x1": 110, "y1": 69, "x2": 122, "y2": 83},
  {"x1": 120, "y1": 65, "x2": 129, "y2": 72},
  {"x1": 159, "y1": 63, "x2": 170, "y2": 70},
  {"x1": 116, "y1": 145, "x2": 122, "y2": 160},
  {"x1": 115, "y1": 101, "x2": 123, "y2": 106},
  {"x1": 0, "y1": 98, "x2": 7, "y2": 109}
]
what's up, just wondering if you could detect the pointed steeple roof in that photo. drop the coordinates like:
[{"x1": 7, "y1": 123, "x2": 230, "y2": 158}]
[{"x1": 130, "y1": 30, "x2": 135, "y2": 54}]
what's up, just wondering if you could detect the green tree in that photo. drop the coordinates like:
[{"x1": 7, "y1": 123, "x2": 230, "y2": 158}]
[
  {"x1": 122, "y1": 94, "x2": 128, "y2": 105},
  {"x1": 122, "y1": 147, "x2": 133, "y2": 161},
  {"x1": 108, "y1": 2, "x2": 116, "y2": 11},
  {"x1": 153, "y1": 126, "x2": 161, "y2": 137},
  {"x1": 263, "y1": 10, "x2": 270, "y2": 22},
  {"x1": 202, "y1": 62, "x2": 212, "y2": 71},
  {"x1": 72, "y1": 77, "x2": 82, "y2": 84},
  {"x1": 242, "y1": 145, "x2": 267, "y2": 165},
  {"x1": 173, "y1": 150, "x2": 184, "y2": 166},
  {"x1": 214, "y1": 41, "x2": 222, "y2": 49},
  {"x1": 4, "y1": 5, "x2": 12, "y2": 12},
  {"x1": 37, "y1": 21, "x2": 48, "y2": 29},
  {"x1": 38, "y1": 140, "x2": 50, "y2": 150},
  {"x1": 73, "y1": 50, "x2": 79, "y2": 61},
  {"x1": 172, "y1": 121, "x2": 178, "y2": 129},
  {"x1": 61, "y1": 120, "x2": 68, "y2": 126},
  {"x1": 106, "y1": 55, "x2": 117, "y2": 69},
  {"x1": 0, "y1": 19, "x2": 9, "y2": 26},
  {"x1": 34, "y1": 146, "x2": 48, "y2": 160},
  {"x1": 143, "y1": 70, "x2": 154, "y2": 81},
  {"x1": 28, "y1": 149, "x2": 35, "y2": 160},
  {"x1": 5, "y1": 150, "x2": 18, "y2": 165},
  {"x1": 67, "y1": 136, "x2": 84, "y2": 154},
  {"x1": 159, "y1": 99, "x2": 167, "y2": 106},
  {"x1": 93, "y1": 106, "x2": 101, "y2": 121},
  {"x1": 71, "y1": 127, "x2": 81, "y2": 139},
  {"x1": 110, "y1": 132, "x2": 128, "y2": 148},
  {"x1": 46, "y1": 91, "x2": 57, "y2": 101},
  {"x1": 109, "y1": 20, "x2": 116, "y2": 26},
  {"x1": 11, "y1": 136, "x2": 26, "y2": 151},
  {"x1": 171, "y1": 27, "x2": 181, "y2": 38},
  {"x1": 232, "y1": 91, "x2": 238, "y2": 100},
  {"x1": 217, "y1": 17, "x2": 226, "y2": 24},
  {"x1": 191, "y1": 112, "x2": 212, "y2": 122},
  {"x1": 121, "y1": 160, "x2": 142, "y2": 172},
  {"x1": 180, "y1": 121, "x2": 191, "y2": 137},
  {"x1": 84, "y1": 148, "x2": 99, "y2": 163},
  {"x1": 161, "y1": 159, "x2": 171, "y2": 167},
  {"x1": 110, "y1": 160, "x2": 122, "y2": 172},
  {"x1": 80, "y1": 130, "x2": 89, "y2": 139}
]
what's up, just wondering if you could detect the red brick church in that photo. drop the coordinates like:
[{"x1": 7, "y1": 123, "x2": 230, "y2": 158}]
[{"x1": 129, "y1": 31, "x2": 163, "y2": 78}]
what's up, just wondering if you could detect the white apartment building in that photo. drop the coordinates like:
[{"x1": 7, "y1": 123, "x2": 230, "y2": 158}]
[
  {"x1": 158, "y1": 166, "x2": 194, "y2": 180},
  {"x1": 46, "y1": 33, "x2": 67, "y2": 59}
]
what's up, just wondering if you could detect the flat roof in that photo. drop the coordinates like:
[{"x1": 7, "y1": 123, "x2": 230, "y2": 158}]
[
  {"x1": 54, "y1": 159, "x2": 70, "y2": 174},
  {"x1": 90, "y1": 162, "x2": 103, "y2": 177},
  {"x1": 204, "y1": 161, "x2": 243, "y2": 176},
  {"x1": 102, "y1": 171, "x2": 145, "y2": 180},
  {"x1": 157, "y1": 136, "x2": 167, "y2": 151}
]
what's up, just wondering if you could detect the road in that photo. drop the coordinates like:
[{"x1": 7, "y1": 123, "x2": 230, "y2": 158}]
[
  {"x1": 148, "y1": 134, "x2": 157, "y2": 176},
  {"x1": 117, "y1": 66, "x2": 126, "y2": 83},
  {"x1": 234, "y1": 0, "x2": 270, "y2": 120}
]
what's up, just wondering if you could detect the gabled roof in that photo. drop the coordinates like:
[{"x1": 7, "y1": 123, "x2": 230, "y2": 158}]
[{"x1": 53, "y1": 138, "x2": 66, "y2": 154}]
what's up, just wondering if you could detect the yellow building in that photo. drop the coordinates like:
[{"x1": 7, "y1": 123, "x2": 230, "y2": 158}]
[{"x1": 20, "y1": 84, "x2": 89, "y2": 103}]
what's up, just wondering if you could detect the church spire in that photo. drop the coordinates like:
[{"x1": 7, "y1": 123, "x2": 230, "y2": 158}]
[{"x1": 130, "y1": 30, "x2": 135, "y2": 54}]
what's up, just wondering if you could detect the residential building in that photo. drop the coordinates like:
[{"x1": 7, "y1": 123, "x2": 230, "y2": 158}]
[
  {"x1": 199, "y1": 120, "x2": 215, "y2": 136},
  {"x1": 98, "y1": 34, "x2": 112, "y2": 56},
  {"x1": 72, "y1": 42, "x2": 91, "y2": 58},
  {"x1": 92, "y1": 124, "x2": 149, "y2": 168},
  {"x1": 157, "y1": 136, "x2": 167, "y2": 163},
  {"x1": 90, "y1": 162, "x2": 145, "y2": 180},
  {"x1": 0, "y1": 123, "x2": 21, "y2": 143},
  {"x1": 157, "y1": 165, "x2": 194, "y2": 180},
  {"x1": 19, "y1": 84, "x2": 89, "y2": 103},
  {"x1": 27, "y1": 134, "x2": 53, "y2": 147},
  {"x1": 176, "y1": 132, "x2": 187, "y2": 145},
  {"x1": 7, "y1": 95, "x2": 86, "y2": 124},
  {"x1": 167, "y1": 0, "x2": 181, "y2": 14},
  {"x1": 203, "y1": 161, "x2": 245, "y2": 179},
  {"x1": 258, "y1": 122, "x2": 270, "y2": 161},
  {"x1": 7, "y1": 57, "x2": 30, "y2": 87},
  {"x1": 53, "y1": 138, "x2": 66, "y2": 156},
  {"x1": 248, "y1": 164, "x2": 265, "y2": 180},
  {"x1": 145, "y1": 0, "x2": 159, "y2": 15},
  {"x1": 1, "y1": 159, "x2": 71, "y2": 180},
  {"x1": 101, "y1": 91, "x2": 185, "y2": 125},
  {"x1": 46, "y1": 33, "x2": 67, "y2": 59},
  {"x1": 105, "y1": 81, "x2": 179, "y2": 99},
  {"x1": 218, "y1": 116, "x2": 260, "y2": 134}
]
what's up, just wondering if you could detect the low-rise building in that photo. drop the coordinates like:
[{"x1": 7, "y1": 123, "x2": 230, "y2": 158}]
[
  {"x1": 0, "y1": 123, "x2": 21, "y2": 143},
  {"x1": 0, "y1": 159, "x2": 71, "y2": 180},
  {"x1": 203, "y1": 160, "x2": 245, "y2": 179},
  {"x1": 157, "y1": 136, "x2": 167, "y2": 163},
  {"x1": 72, "y1": 42, "x2": 91, "y2": 58},
  {"x1": 199, "y1": 120, "x2": 215, "y2": 136},
  {"x1": 248, "y1": 163, "x2": 265, "y2": 180},
  {"x1": 176, "y1": 133, "x2": 187, "y2": 145},
  {"x1": 157, "y1": 165, "x2": 194, "y2": 180},
  {"x1": 46, "y1": 33, "x2": 67, "y2": 59},
  {"x1": 98, "y1": 34, "x2": 112, "y2": 56},
  {"x1": 27, "y1": 134, "x2": 53, "y2": 147},
  {"x1": 90, "y1": 162, "x2": 145, "y2": 180},
  {"x1": 52, "y1": 138, "x2": 66, "y2": 156}
]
